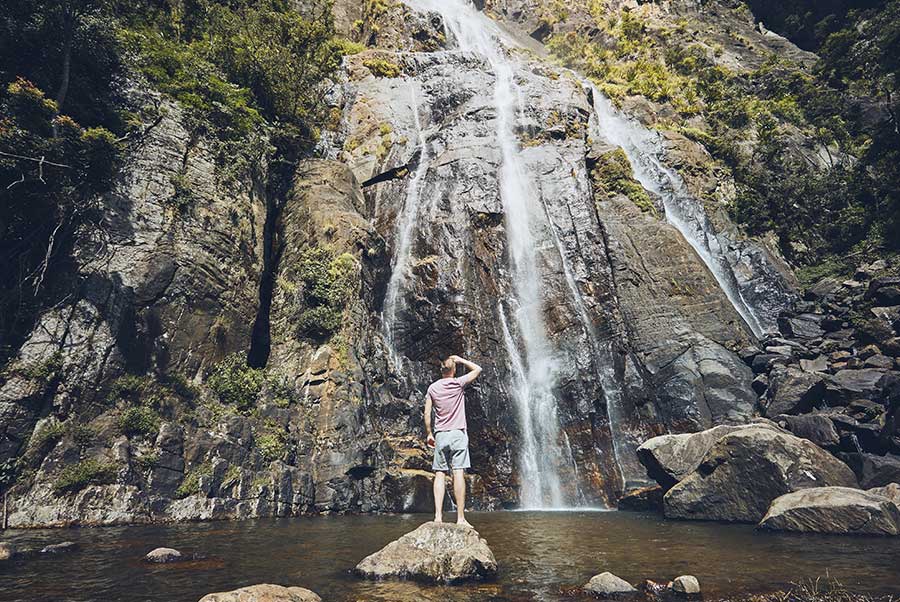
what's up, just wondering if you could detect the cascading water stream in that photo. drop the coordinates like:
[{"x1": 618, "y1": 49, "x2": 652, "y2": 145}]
[
  {"x1": 587, "y1": 90, "x2": 767, "y2": 338},
  {"x1": 382, "y1": 81, "x2": 431, "y2": 366},
  {"x1": 405, "y1": 0, "x2": 574, "y2": 508}
]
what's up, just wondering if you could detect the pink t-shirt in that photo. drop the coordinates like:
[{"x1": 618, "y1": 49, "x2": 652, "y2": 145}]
[{"x1": 427, "y1": 377, "x2": 468, "y2": 432}]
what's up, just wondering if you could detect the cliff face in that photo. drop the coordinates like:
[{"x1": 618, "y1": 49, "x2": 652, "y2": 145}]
[{"x1": 0, "y1": 0, "x2": 805, "y2": 526}]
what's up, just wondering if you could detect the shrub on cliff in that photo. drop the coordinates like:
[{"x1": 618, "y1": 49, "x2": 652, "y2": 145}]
[
  {"x1": 294, "y1": 247, "x2": 357, "y2": 341},
  {"x1": 207, "y1": 353, "x2": 266, "y2": 414},
  {"x1": 53, "y1": 459, "x2": 117, "y2": 494}
]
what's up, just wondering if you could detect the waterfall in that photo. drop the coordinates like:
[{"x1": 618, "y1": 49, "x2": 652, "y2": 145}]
[
  {"x1": 405, "y1": 0, "x2": 575, "y2": 508},
  {"x1": 587, "y1": 90, "x2": 767, "y2": 338},
  {"x1": 383, "y1": 81, "x2": 431, "y2": 365}
]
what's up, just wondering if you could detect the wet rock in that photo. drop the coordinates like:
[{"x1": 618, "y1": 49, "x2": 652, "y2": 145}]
[
  {"x1": 759, "y1": 487, "x2": 900, "y2": 536},
  {"x1": 40, "y1": 541, "x2": 78, "y2": 554},
  {"x1": 839, "y1": 453, "x2": 900, "y2": 488},
  {"x1": 774, "y1": 414, "x2": 840, "y2": 449},
  {"x1": 584, "y1": 572, "x2": 638, "y2": 596},
  {"x1": 198, "y1": 584, "x2": 321, "y2": 602},
  {"x1": 617, "y1": 485, "x2": 664, "y2": 512},
  {"x1": 354, "y1": 522, "x2": 497, "y2": 583},
  {"x1": 664, "y1": 426, "x2": 858, "y2": 523},
  {"x1": 670, "y1": 575, "x2": 701, "y2": 595},
  {"x1": 865, "y1": 355, "x2": 895, "y2": 370},
  {"x1": 637, "y1": 425, "x2": 769, "y2": 489},
  {"x1": 764, "y1": 366, "x2": 825, "y2": 416},
  {"x1": 145, "y1": 547, "x2": 183, "y2": 563}
]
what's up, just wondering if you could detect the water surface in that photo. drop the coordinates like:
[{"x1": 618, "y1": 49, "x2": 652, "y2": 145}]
[{"x1": 2, "y1": 511, "x2": 899, "y2": 602}]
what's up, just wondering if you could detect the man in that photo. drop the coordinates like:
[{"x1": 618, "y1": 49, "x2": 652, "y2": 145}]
[{"x1": 424, "y1": 354, "x2": 482, "y2": 527}]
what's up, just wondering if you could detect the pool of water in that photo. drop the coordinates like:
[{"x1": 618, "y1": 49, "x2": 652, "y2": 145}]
[{"x1": 2, "y1": 511, "x2": 899, "y2": 602}]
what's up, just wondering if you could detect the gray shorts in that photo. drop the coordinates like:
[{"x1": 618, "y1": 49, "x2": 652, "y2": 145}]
[{"x1": 432, "y1": 429, "x2": 470, "y2": 471}]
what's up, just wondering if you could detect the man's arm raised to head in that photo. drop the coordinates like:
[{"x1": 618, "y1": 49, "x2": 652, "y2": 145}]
[{"x1": 451, "y1": 355, "x2": 482, "y2": 386}]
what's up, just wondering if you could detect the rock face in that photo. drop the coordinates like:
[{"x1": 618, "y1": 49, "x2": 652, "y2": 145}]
[
  {"x1": 584, "y1": 572, "x2": 638, "y2": 596},
  {"x1": 0, "y1": 0, "x2": 807, "y2": 524},
  {"x1": 663, "y1": 426, "x2": 858, "y2": 522},
  {"x1": 759, "y1": 487, "x2": 900, "y2": 536},
  {"x1": 354, "y1": 522, "x2": 497, "y2": 584},
  {"x1": 198, "y1": 585, "x2": 321, "y2": 602}
]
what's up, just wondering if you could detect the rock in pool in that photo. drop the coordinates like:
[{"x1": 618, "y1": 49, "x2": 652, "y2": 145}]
[
  {"x1": 759, "y1": 486, "x2": 900, "y2": 535},
  {"x1": 0, "y1": 542, "x2": 16, "y2": 561},
  {"x1": 584, "y1": 572, "x2": 637, "y2": 597},
  {"x1": 354, "y1": 521, "x2": 497, "y2": 584},
  {"x1": 41, "y1": 541, "x2": 78, "y2": 554},
  {"x1": 145, "y1": 547, "x2": 183, "y2": 563},
  {"x1": 198, "y1": 584, "x2": 321, "y2": 602},
  {"x1": 670, "y1": 575, "x2": 701, "y2": 595}
]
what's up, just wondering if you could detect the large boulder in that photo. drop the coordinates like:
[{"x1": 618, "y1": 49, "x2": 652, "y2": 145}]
[
  {"x1": 664, "y1": 426, "x2": 858, "y2": 522},
  {"x1": 764, "y1": 366, "x2": 825, "y2": 416},
  {"x1": 759, "y1": 487, "x2": 900, "y2": 536},
  {"x1": 354, "y1": 522, "x2": 497, "y2": 583},
  {"x1": 825, "y1": 369, "x2": 890, "y2": 406},
  {"x1": 584, "y1": 572, "x2": 638, "y2": 596},
  {"x1": 198, "y1": 584, "x2": 321, "y2": 602},
  {"x1": 868, "y1": 483, "x2": 900, "y2": 507},
  {"x1": 773, "y1": 414, "x2": 840, "y2": 449},
  {"x1": 144, "y1": 547, "x2": 183, "y2": 563},
  {"x1": 637, "y1": 425, "x2": 765, "y2": 489}
]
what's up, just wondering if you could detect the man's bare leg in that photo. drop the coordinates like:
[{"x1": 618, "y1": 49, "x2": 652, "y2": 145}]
[
  {"x1": 453, "y1": 469, "x2": 471, "y2": 527},
  {"x1": 433, "y1": 471, "x2": 446, "y2": 523}
]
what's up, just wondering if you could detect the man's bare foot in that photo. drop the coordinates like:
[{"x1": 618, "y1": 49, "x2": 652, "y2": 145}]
[
  {"x1": 456, "y1": 518, "x2": 473, "y2": 528},
  {"x1": 434, "y1": 516, "x2": 443, "y2": 523}
]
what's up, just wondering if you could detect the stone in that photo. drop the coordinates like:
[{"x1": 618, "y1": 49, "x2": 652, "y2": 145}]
[
  {"x1": 825, "y1": 369, "x2": 889, "y2": 406},
  {"x1": 779, "y1": 314, "x2": 825, "y2": 339},
  {"x1": 865, "y1": 355, "x2": 895, "y2": 370},
  {"x1": 752, "y1": 374, "x2": 769, "y2": 396},
  {"x1": 664, "y1": 426, "x2": 858, "y2": 523},
  {"x1": 40, "y1": 541, "x2": 78, "y2": 554},
  {"x1": 584, "y1": 572, "x2": 638, "y2": 596},
  {"x1": 617, "y1": 485, "x2": 664, "y2": 512},
  {"x1": 759, "y1": 487, "x2": 900, "y2": 536},
  {"x1": 839, "y1": 453, "x2": 900, "y2": 488},
  {"x1": 764, "y1": 366, "x2": 825, "y2": 416},
  {"x1": 765, "y1": 345, "x2": 794, "y2": 356},
  {"x1": 637, "y1": 425, "x2": 770, "y2": 489},
  {"x1": 0, "y1": 542, "x2": 15, "y2": 561},
  {"x1": 868, "y1": 483, "x2": 900, "y2": 507},
  {"x1": 806, "y1": 277, "x2": 841, "y2": 301},
  {"x1": 752, "y1": 353, "x2": 790, "y2": 374},
  {"x1": 874, "y1": 287, "x2": 900, "y2": 307},
  {"x1": 883, "y1": 338, "x2": 900, "y2": 357},
  {"x1": 774, "y1": 414, "x2": 840, "y2": 449},
  {"x1": 354, "y1": 522, "x2": 497, "y2": 583},
  {"x1": 144, "y1": 547, "x2": 183, "y2": 563},
  {"x1": 671, "y1": 575, "x2": 701, "y2": 595},
  {"x1": 799, "y1": 356, "x2": 828, "y2": 373},
  {"x1": 198, "y1": 584, "x2": 322, "y2": 602}
]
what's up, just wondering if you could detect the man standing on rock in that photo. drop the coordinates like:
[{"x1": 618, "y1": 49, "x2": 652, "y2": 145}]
[{"x1": 425, "y1": 354, "x2": 482, "y2": 527}]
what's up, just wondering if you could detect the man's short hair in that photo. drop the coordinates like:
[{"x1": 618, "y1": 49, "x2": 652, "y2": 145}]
[{"x1": 441, "y1": 357, "x2": 456, "y2": 374}]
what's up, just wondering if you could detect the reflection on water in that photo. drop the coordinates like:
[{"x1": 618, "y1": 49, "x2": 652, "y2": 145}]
[{"x1": 2, "y1": 511, "x2": 899, "y2": 602}]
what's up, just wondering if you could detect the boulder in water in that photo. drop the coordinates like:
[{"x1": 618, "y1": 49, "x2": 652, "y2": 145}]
[
  {"x1": 670, "y1": 575, "x2": 701, "y2": 595},
  {"x1": 198, "y1": 584, "x2": 321, "y2": 602},
  {"x1": 868, "y1": 483, "x2": 900, "y2": 507},
  {"x1": 759, "y1": 486, "x2": 900, "y2": 535},
  {"x1": 584, "y1": 572, "x2": 637, "y2": 596},
  {"x1": 354, "y1": 521, "x2": 497, "y2": 583},
  {"x1": 0, "y1": 542, "x2": 15, "y2": 561},
  {"x1": 144, "y1": 547, "x2": 183, "y2": 563},
  {"x1": 617, "y1": 485, "x2": 664, "y2": 512},
  {"x1": 40, "y1": 541, "x2": 78, "y2": 554},
  {"x1": 664, "y1": 425, "x2": 858, "y2": 522}
]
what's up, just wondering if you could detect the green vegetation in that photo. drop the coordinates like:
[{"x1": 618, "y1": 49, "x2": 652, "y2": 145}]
[
  {"x1": 591, "y1": 148, "x2": 657, "y2": 216},
  {"x1": 207, "y1": 352, "x2": 266, "y2": 413},
  {"x1": 0, "y1": 0, "x2": 351, "y2": 363},
  {"x1": 175, "y1": 462, "x2": 211, "y2": 499},
  {"x1": 548, "y1": 2, "x2": 900, "y2": 274},
  {"x1": 293, "y1": 247, "x2": 357, "y2": 341},
  {"x1": 53, "y1": 459, "x2": 117, "y2": 494},
  {"x1": 363, "y1": 57, "x2": 401, "y2": 78},
  {"x1": 118, "y1": 406, "x2": 161, "y2": 437},
  {"x1": 32, "y1": 421, "x2": 95, "y2": 455},
  {"x1": 256, "y1": 430, "x2": 287, "y2": 462}
]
